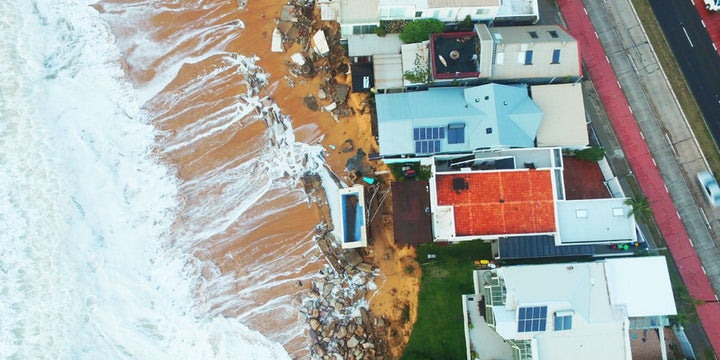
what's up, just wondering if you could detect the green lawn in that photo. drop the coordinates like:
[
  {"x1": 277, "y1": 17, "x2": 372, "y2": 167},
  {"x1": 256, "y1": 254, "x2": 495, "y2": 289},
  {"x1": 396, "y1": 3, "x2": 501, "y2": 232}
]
[{"x1": 402, "y1": 242, "x2": 492, "y2": 360}]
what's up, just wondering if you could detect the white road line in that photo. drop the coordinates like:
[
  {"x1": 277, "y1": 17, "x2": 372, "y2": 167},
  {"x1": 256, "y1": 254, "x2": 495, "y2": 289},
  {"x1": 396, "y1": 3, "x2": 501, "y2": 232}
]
[
  {"x1": 683, "y1": 26, "x2": 694, "y2": 47},
  {"x1": 702, "y1": 20, "x2": 707, "y2": 28}
]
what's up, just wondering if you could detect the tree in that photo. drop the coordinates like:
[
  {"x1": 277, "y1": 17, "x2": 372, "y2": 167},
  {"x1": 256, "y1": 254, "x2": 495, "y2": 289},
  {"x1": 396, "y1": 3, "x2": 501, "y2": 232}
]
[
  {"x1": 624, "y1": 193, "x2": 653, "y2": 223},
  {"x1": 399, "y1": 19, "x2": 446, "y2": 44},
  {"x1": 574, "y1": 146, "x2": 606, "y2": 162}
]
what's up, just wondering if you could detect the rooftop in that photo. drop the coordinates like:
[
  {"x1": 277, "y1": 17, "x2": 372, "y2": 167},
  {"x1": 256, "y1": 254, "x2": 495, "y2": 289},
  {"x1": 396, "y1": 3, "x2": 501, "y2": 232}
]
[
  {"x1": 470, "y1": 257, "x2": 676, "y2": 360},
  {"x1": 532, "y1": 83, "x2": 590, "y2": 148},
  {"x1": 430, "y1": 32, "x2": 480, "y2": 80},
  {"x1": 375, "y1": 84, "x2": 543, "y2": 157},
  {"x1": 435, "y1": 170, "x2": 556, "y2": 237}
]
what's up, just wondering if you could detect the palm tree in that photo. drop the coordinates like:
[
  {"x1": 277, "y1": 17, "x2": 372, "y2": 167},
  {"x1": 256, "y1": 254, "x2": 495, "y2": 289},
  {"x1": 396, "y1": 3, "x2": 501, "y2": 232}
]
[{"x1": 624, "y1": 193, "x2": 653, "y2": 223}]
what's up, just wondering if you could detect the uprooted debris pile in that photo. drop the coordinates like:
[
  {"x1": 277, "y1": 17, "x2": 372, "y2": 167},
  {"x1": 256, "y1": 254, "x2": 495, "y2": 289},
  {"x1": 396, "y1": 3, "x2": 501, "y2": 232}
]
[{"x1": 275, "y1": 0, "x2": 355, "y2": 121}]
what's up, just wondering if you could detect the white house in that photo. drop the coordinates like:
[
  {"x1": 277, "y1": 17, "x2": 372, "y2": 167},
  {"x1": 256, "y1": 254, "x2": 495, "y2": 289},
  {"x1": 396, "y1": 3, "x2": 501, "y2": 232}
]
[{"x1": 463, "y1": 256, "x2": 677, "y2": 360}]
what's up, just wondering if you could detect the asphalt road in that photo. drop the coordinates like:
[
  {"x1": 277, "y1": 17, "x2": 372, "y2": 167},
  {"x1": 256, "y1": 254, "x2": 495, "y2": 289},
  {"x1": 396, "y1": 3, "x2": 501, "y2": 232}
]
[{"x1": 649, "y1": 0, "x2": 720, "y2": 144}]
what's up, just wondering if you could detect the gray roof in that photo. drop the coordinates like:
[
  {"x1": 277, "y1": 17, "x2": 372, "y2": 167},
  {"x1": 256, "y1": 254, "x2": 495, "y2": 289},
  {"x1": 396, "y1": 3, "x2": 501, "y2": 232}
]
[
  {"x1": 376, "y1": 84, "x2": 543, "y2": 156},
  {"x1": 348, "y1": 34, "x2": 403, "y2": 57}
]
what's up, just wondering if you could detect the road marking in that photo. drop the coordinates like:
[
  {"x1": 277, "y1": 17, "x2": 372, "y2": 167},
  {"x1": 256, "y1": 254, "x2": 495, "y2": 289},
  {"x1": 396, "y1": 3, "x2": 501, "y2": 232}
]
[
  {"x1": 683, "y1": 26, "x2": 694, "y2": 47},
  {"x1": 714, "y1": 43, "x2": 718, "y2": 51},
  {"x1": 628, "y1": 105, "x2": 633, "y2": 114},
  {"x1": 664, "y1": 184, "x2": 669, "y2": 193},
  {"x1": 676, "y1": 211, "x2": 681, "y2": 219},
  {"x1": 702, "y1": 266, "x2": 707, "y2": 275},
  {"x1": 702, "y1": 20, "x2": 707, "y2": 28},
  {"x1": 617, "y1": 80, "x2": 622, "y2": 89},
  {"x1": 653, "y1": 158, "x2": 657, "y2": 167},
  {"x1": 595, "y1": 31, "x2": 599, "y2": 39},
  {"x1": 640, "y1": 131, "x2": 645, "y2": 139},
  {"x1": 584, "y1": 8, "x2": 588, "y2": 15},
  {"x1": 605, "y1": 55, "x2": 610, "y2": 63},
  {"x1": 689, "y1": 238, "x2": 695, "y2": 247}
]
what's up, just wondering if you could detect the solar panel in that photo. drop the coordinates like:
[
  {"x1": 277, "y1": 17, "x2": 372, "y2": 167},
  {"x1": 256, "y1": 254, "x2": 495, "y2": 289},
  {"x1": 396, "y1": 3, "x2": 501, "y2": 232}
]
[{"x1": 517, "y1": 306, "x2": 547, "y2": 332}]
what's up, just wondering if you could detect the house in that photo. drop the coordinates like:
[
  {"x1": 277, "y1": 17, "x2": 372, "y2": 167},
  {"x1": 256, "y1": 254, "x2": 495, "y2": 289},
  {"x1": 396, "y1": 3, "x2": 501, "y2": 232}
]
[
  {"x1": 375, "y1": 24, "x2": 581, "y2": 91},
  {"x1": 463, "y1": 256, "x2": 677, "y2": 360},
  {"x1": 376, "y1": 0, "x2": 502, "y2": 24},
  {"x1": 428, "y1": 147, "x2": 638, "y2": 247},
  {"x1": 339, "y1": 0, "x2": 380, "y2": 37},
  {"x1": 375, "y1": 83, "x2": 544, "y2": 158}
]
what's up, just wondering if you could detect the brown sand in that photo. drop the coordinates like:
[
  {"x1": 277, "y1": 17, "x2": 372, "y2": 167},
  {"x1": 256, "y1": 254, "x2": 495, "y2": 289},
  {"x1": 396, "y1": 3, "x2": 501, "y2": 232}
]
[{"x1": 97, "y1": 0, "x2": 420, "y2": 357}]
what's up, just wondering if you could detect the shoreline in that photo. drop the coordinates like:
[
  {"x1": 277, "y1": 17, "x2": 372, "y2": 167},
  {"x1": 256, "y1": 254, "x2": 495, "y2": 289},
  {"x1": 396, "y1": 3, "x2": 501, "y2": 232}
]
[{"x1": 246, "y1": 1, "x2": 422, "y2": 358}]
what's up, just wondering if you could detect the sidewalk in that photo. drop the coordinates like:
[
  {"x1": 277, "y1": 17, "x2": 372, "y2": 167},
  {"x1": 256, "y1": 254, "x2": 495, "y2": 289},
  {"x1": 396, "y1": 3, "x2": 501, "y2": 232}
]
[{"x1": 557, "y1": 0, "x2": 720, "y2": 354}]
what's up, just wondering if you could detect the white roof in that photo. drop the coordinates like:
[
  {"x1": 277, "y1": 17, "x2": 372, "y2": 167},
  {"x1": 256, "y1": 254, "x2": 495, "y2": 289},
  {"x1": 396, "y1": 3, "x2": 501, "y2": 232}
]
[
  {"x1": 348, "y1": 34, "x2": 403, "y2": 57},
  {"x1": 556, "y1": 198, "x2": 637, "y2": 243},
  {"x1": 484, "y1": 257, "x2": 675, "y2": 359},
  {"x1": 605, "y1": 256, "x2": 677, "y2": 317},
  {"x1": 532, "y1": 83, "x2": 590, "y2": 148},
  {"x1": 340, "y1": 0, "x2": 379, "y2": 24}
]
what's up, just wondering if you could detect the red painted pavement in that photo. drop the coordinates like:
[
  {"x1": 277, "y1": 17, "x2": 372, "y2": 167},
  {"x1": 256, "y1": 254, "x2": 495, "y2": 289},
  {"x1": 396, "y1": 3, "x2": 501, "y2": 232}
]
[
  {"x1": 694, "y1": 0, "x2": 720, "y2": 55},
  {"x1": 558, "y1": 0, "x2": 720, "y2": 354}
]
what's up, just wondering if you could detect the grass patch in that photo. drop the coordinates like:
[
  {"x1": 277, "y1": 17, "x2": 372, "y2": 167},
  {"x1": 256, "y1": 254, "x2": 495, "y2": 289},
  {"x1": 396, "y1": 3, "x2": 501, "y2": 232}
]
[
  {"x1": 632, "y1": 0, "x2": 720, "y2": 173},
  {"x1": 401, "y1": 241, "x2": 492, "y2": 360}
]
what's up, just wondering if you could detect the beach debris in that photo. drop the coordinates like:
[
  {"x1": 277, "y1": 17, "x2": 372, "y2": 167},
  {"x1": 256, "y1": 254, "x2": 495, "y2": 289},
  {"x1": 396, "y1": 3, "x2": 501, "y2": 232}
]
[
  {"x1": 333, "y1": 84, "x2": 350, "y2": 104},
  {"x1": 303, "y1": 95, "x2": 319, "y2": 111},
  {"x1": 328, "y1": 144, "x2": 336, "y2": 150},
  {"x1": 280, "y1": 5, "x2": 298, "y2": 22},
  {"x1": 312, "y1": 30, "x2": 330, "y2": 57},
  {"x1": 317, "y1": 89, "x2": 327, "y2": 100},
  {"x1": 340, "y1": 139, "x2": 354, "y2": 153},
  {"x1": 291, "y1": 53, "x2": 306, "y2": 66},
  {"x1": 324, "y1": 102, "x2": 337, "y2": 112},
  {"x1": 271, "y1": 28, "x2": 283, "y2": 53}
]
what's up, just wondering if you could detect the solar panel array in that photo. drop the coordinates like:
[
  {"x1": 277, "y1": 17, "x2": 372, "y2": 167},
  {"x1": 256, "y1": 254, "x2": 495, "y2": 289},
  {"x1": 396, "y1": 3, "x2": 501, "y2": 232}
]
[
  {"x1": 517, "y1": 306, "x2": 547, "y2": 332},
  {"x1": 413, "y1": 127, "x2": 444, "y2": 154}
]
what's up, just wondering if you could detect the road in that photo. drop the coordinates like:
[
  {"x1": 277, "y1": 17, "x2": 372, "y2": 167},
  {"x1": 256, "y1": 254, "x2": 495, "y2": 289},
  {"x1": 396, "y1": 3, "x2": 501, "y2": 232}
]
[{"x1": 649, "y1": 0, "x2": 720, "y2": 146}]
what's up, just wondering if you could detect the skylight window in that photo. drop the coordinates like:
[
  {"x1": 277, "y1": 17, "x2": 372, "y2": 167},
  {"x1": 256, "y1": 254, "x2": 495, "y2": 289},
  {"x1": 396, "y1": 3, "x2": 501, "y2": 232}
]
[
  {"x1": 447, "y1": 123, "x2": 465, "y2": 144},
  {"x1": 554, "y1": 311, "x2": 573, "y2": 331},
  {"x1": 517, "y1": 306, "x2": 547, "y2": 332}
]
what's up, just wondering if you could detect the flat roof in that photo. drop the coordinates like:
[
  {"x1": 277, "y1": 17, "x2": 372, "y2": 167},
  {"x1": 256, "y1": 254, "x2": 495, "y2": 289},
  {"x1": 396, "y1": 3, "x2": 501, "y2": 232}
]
[
  {"x1": 430, "y1": 32, "x2": 480, "y2": 80},
  {"x1": 348, "y1": 34, "x2": 403, "y2": 57},
  {"x1": 605, "y1": 256, "x2": 677, "y2": 317},
  {"x1": 340, "y1": 0, "x2": 379, "y2": 25},
  {"x1": 556, "y1": 198, "x2": 637, "y2": 243},
  {"x1": 435, "y1": 170, "x2": 556, "y2": 237},
  {"x1": 532, "y1": 83, "x2": 590, "y2": 148},
  {"x1": 391, "y1": 180, "x2": 433, "y2": 246},
  {"x1": 373, "y1": 54, "x2": 404, "y2": 90}
]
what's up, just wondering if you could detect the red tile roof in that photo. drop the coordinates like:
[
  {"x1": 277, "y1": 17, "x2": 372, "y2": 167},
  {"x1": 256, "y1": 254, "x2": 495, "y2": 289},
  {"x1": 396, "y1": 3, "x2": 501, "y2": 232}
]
[{"x1": 436, "y1": 170, "x2": 556, "y2": 236}]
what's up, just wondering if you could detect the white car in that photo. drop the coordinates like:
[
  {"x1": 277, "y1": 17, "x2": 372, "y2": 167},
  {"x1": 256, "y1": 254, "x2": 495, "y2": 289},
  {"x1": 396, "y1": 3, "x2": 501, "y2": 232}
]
[
  {"x1": 706, "y1": 0, "x2": 720, "y2": 11},
  {"x1": 697, "y1": 171, "x2": 720, "y2": 207}
]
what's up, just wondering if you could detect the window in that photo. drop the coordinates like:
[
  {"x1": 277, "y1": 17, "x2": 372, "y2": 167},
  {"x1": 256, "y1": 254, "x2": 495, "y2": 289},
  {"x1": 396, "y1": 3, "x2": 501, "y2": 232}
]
[
  {"x1": 548, "y1": 30, "x2": 559, "y2": 38},
  {"x1": 576, "y1": 209, "x2": 588, "y2": 218},
  {"x1": 476, "y1": 9, "x2": 489, "y2": 15},
  {"x1": 524, "y1": 50, "x2": 533, "y2": 65},
  {"x1": 529, "y1": 31, "x2": 538, "y2": 39},
  {"x1": 447, "y1": 123, "x2": 465, "y2": 144},
  {"x1": 387, "y1": 7, "x2": 405, "y2": 18},
  {"x1": 352, "y1": 25, "x2": 377, "y2": 34},
  {"x1": 486, "y1": 127, "x2": 493, "y2": 134},
  {"x1": 552, "y1": 49, "x2": 561, "y2": 64},
  {"x1": 415, "y1": 11, "x2": 422, "y2": 17},
  {"x1": 433, "y1": 10, "x2": 440, "y2": 18},
  {"x1": 517, "y1": 306, "x2": 547, "y2": 332},
  {"x1": 554, "y1": 311, "x2": 573, "y2": 331}
]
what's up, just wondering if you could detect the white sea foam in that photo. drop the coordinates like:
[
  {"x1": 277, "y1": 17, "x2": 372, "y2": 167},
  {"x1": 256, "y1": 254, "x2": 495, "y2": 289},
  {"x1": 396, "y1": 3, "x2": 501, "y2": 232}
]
[{"x1": 0, "y1": 0, "x2": 291, "y2": 358}]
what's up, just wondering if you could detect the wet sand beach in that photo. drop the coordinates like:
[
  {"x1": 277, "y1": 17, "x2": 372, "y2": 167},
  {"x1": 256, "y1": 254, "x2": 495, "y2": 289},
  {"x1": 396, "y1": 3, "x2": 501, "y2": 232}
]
[{"x1": 96, "y1": 0, "x2": 420, "y2": 357}]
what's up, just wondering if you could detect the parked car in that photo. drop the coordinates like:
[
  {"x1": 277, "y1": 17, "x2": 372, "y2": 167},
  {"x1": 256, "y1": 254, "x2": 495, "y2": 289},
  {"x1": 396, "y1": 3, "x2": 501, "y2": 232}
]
[{"x1": 697, "y1": 171, "x2": 720, "y2": 207}]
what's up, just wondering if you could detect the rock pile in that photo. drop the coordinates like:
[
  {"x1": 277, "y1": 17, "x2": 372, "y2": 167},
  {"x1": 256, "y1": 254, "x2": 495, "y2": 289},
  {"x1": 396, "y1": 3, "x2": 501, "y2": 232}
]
[{"x1": 301, "y1": 265, "x2": 389, "y2": 359}]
